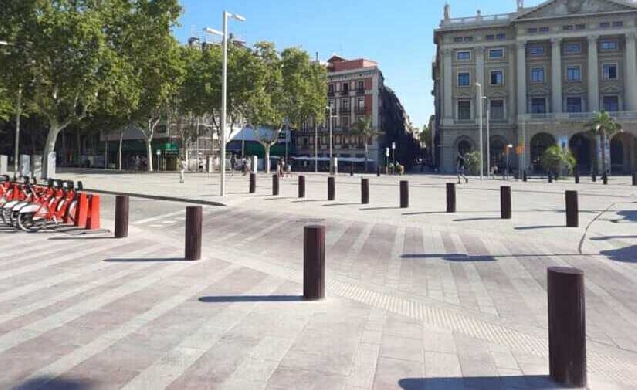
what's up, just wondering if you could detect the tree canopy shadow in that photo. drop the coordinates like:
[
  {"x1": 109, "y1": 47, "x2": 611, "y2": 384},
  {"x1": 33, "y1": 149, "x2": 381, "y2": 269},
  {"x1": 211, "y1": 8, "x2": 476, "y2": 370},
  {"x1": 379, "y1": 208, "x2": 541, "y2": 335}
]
[
  {"x1": 199, "y1": 295, "x2": 303, "y2": 303},
  {"x1": 12, "y1": 376, "x2": 94, "y2": 390},
  {"x1": 104, "y1": 257, "x2": 186, "y2": 262},
  {"x1": 599, "y1": 245, "x2": 637, "y2": 263},
  {"x1": 399, "y1": 375, "x2": 562, "y2": 390}
]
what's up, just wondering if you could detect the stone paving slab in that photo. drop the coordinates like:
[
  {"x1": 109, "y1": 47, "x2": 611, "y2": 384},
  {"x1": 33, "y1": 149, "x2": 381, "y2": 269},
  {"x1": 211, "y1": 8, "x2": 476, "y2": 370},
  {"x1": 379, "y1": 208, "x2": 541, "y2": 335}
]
[{"x1": 1, "y1": 172, "x2": 637, "y2": 389}]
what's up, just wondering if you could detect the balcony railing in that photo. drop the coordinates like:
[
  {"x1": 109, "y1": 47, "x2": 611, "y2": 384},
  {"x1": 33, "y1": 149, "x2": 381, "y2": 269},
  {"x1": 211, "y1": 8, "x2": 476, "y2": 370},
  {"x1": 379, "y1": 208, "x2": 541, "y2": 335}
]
[
  {"x1": 440, "y1": 12, "x2": 513, "y2": 28},
  {"x1": 339, "y1": 108, "x2": 351, "y2": 114},
  {"x1": 355, "y1": 107, "x2": 367, "y2": 115},
  {"x1": 521, "y1": 111, "x2": 637, "y2": 123},
  {"x1": 356, "y1": 88, "x2": 365, "y2": 95},
  {"x1": 341, "y1": 90, "x2": 350, "y2": 96}
]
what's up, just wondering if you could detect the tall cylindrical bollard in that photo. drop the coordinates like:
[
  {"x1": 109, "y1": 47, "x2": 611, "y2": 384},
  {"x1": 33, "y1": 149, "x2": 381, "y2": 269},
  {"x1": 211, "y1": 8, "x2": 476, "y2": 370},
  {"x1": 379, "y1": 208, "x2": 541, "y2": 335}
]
[
  {"x1": 548, "y1": 267, "x2": 586, "y2": 388},
  {"x1": 633, "y1": 172, "x2": 637, "y2": 186},
  {"x1": 272, "y1": 174, "x2": 279, "y2": 196},
  {"x1": 400, "y1": 180, "x2": 409, "y2": 209},
  {"x1": 377, "y1": 166, "x2": 381, "y2": 177},
  {"x1": 446, "y1": 183, "x2": 456, "y2": 213},
  {"x1": 574, "y1": 168, "x2": 580, "y2": 184},
  {"x1": 592, "y1": 170, "x2": 597, "y2": 183},
  {"x1": 361, "y1": 178, "x2": 370, "y2": 204},
  {"x1": 185, "y1": 206, "x2": 202, "y2": 261},
  {"x1": 548, "y1": 172, "x2": 553, "y2": 183},
  {"x1": 523, "y1": 169, "x2": 528, "y2": 182},
  {"x1": 565, "y1": 190, "x2": 579, "y2": 228},
  {"x1": 304, "y1": 225, "x2": 325, "y2": 300},
  {"x1": 500, "y1": 186, "x2": 511, "y2": 220},
  {"x1": 298, "y1": 175, "x2": 306, "y2": 198},
  {"x1": 602, "y1": 172, "x2": 608, "y2": 185},
  {"x1": 328, "y1": 176, "x2": 335, "y2": 201},
  {"x1": 114, "y1": 195, "x2": 129, "y2": 239},
  {"x1": 249, "y1": 173, "x2": 256, "y2": 194}
]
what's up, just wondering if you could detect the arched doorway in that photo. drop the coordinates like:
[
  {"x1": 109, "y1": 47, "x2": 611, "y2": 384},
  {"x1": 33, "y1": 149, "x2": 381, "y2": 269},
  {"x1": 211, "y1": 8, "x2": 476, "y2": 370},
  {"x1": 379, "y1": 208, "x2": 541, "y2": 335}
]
[
  {"x1": 569, "y1": 133, "x2": 593, "y2": 173},
  {"x1": 611, "y1": 132, "x2": 637, "y2": 174},
  {"x1": 489, "y1": 137, "x2": 507, "y2": 173},
  {"x1": 457, "y1": 139, "x2": 472, "y2": 155},
  {"x1": 530, "y1": 132, "x2": 556, "y2": 172}
]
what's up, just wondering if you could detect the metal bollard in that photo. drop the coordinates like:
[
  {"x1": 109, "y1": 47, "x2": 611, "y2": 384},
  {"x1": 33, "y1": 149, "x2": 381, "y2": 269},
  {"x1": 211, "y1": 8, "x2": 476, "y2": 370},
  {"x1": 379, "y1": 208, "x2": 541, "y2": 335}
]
[
  {"x1": 565, "y1": 190, "x2": 579, "y2": 228},
  {"x1": 446, "y1": 183, "x2": 456, "y2": 213},
  {"x1": 272, "y1": 174, "x2": 279, "y2": 196},
  {"x1": 361, "y1": 178, "x2": 369, "y2": 204},
  {"x1": 633, "y1": 172, "x2": 637, "y2": 186},
  {"x1": 400, "y1": 180, "x2": 409, "y2": 209},
  {"x1": 500, "y1": 186, "x2": 511, "y2": 220},
  {"x1": 548, "y1": 267, "x2": 586, "y2": 388},
  {"x1": 592, "y1": 170, "x2": 597, "y2": 183},
  {"x1": 574, "y1": 168, "x2": 580, "y2": 184},
  {"x1": 185, "y1": 206, "x2": 202, "y2": 261},
  {"x1": 304, "y1": 225, "x2": 325, "y2": 300},
  {"x1": 114, "y1": 195, "x2": 129, "y2": 239},
  {"x1": 298, "y1": 175, "x2": 305, "y2": 198},
  {"x1": 602, "y1": 172, "x2": 608, "y2": 185},
  {"x1": 328, "y1": 176, "x2": 335, "y2": 201},
  {"x1": 548, "y1": 172, "x2": 553, "y2": 183},
  {"x1": 377, "y1": 166, "x2": 381, "y2": 177},
  {"x1": 249, "y1": 173, "x2": 256, "y2": 193},
  {"x1": 523, "y1": 169, "x2": 527, "y2": 182}
]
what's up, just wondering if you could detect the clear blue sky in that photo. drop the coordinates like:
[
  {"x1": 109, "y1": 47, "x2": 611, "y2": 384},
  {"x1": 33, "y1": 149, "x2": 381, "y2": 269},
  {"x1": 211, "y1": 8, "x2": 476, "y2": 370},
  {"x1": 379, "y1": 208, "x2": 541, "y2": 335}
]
[{"x1": 174, "y1": 0, "x2": 545, "y2": 128}]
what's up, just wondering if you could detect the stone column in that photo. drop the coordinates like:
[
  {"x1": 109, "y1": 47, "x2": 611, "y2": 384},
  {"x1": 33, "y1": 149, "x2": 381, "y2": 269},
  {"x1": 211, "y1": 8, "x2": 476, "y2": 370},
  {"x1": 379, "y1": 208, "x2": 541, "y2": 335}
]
[
  {"x1": 588, "y1": 35, "x2": 599, "y2": 112},
  {"x1": 508, "y1": 44, "x2": 517, "y2": 121},
  {"x1": 516, "y1": 42, "x2": 527, "y2": 117},
  {"x1": 625, "y1": 32, "x2": 637, "y2": 111},
  {"x1": 476, "y1": 47, "x2": 485, "y2": 124},
  {"x1": 551, "y1": 38, "x2": 563, "y2": 113},
  {"x1": 443, "y1": 48, "x2": 454, "y2": 124}
]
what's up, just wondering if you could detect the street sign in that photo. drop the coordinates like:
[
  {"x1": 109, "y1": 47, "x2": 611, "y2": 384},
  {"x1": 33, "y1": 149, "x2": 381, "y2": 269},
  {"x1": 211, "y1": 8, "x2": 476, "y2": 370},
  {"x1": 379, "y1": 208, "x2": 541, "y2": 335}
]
[{"x1": 385, "y1": 148, "x2": 390, "y2": 157}]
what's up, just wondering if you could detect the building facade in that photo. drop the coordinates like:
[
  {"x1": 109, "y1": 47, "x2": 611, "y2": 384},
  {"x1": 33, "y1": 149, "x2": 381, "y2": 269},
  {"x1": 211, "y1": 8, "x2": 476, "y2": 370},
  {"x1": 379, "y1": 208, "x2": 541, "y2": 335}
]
[{"x1": 433, "y1": 0, "x2": 637, "y2": 174}]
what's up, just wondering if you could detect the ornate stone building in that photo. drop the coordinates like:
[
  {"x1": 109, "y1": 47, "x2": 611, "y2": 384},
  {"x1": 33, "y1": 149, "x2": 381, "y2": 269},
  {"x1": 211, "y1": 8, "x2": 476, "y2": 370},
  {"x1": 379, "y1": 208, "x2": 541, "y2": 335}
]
[{"x1": 433, "y1": 0, "x2": 637, "y2": 174}]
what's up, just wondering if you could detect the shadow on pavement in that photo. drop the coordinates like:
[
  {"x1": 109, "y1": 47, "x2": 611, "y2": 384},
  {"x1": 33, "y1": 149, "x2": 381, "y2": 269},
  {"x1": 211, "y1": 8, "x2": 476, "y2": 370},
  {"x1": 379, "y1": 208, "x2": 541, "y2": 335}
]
[
  {"x1": 453, "y1": 217, "x2": 501, "y2": 222},
  {"x1": 599, "y1": 245, "x2": 637, "y2": 263},
  {"x1": 323, "y1": 202, "x2": 360, "y2": 207},
  {"x1": 104, "y1": 257, "x2": 186, "y2": 262},
  {"x1": 12, "y1": 376, "x2": 94, "y2": 390},
  {"x1": 399, "y1": 375, "x2": 561, "y2": 390},
  {"x1": 49, "y1": 236, "x2": 114, "y2": 241},
  {"x1": 199, "y1": 295, "x2": 303, "y2": 303},
  {"x1": 263, "y1": 197, "x2": 296, "y2": 201},
  {"x1": 515, "y1": 225, "x2": 565, "y2": 231},
  {"x1": 361, "y1": 206, "x2": 401, "y2": 211},
  {"x1": 402, "y1": 254, "x2": 495, "y2": 262},
  {"x1": 590, "y1": 235, "x2": 637, "y2": 241}
]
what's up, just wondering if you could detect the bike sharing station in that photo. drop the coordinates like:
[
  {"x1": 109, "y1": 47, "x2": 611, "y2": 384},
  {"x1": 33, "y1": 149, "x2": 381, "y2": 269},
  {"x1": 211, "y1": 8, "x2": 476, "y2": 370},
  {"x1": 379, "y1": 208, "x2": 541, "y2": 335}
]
[{"x1": 0, "y1": 175, "x2": 102, "y2": 233}]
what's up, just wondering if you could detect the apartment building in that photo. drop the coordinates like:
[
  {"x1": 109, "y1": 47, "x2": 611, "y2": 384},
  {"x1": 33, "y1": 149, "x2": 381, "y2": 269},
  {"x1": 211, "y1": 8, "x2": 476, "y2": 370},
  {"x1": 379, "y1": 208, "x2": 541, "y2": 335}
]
[{"x1": 433, "y1": 0, "x2": 637, "y2": 174}]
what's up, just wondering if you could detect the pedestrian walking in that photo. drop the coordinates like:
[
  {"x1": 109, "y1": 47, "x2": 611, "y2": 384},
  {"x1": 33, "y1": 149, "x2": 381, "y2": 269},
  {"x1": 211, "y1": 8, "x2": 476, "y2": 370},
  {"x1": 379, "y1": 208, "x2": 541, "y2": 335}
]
[
  {"x1": 179, "y1": 157, "x2": 187, "y2": 183},
  {"x1": 230, "y1": 154, "x2": 236, "y2": 176},
  {"x1": 286, "y1": 160, "x2": 292, "y2": 178},
  {"x1": 241, "y1": 158, "x2": 248, "y2": 176},
  {"x1": 457, "y1": 152, "x2": 468, "y2": 184}
]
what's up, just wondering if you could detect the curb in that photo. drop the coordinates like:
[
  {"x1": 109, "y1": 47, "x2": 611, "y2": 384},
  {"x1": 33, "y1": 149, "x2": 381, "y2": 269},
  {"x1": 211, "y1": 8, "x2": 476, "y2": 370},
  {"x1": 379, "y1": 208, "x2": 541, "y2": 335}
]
[{"x1": 85, "y1": 188, "x2": 227, "y2": 207}]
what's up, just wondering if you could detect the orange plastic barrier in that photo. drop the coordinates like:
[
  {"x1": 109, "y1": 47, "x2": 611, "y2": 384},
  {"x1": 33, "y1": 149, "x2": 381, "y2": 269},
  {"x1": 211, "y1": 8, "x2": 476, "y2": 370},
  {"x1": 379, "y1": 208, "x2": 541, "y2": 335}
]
[
  {"x1": 75, "y1": 193, "x2": 89, "y2": 228},
  {"x1": 86, "y1": 194, "x2": 101, "y2": 230}
]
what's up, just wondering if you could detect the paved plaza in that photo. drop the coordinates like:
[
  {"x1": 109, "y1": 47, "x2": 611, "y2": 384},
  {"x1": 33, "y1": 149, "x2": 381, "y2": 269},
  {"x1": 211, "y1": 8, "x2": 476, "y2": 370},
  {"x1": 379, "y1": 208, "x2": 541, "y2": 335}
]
[{"x1": 2, "y1": 171, "x2": 637, "y2": 389}]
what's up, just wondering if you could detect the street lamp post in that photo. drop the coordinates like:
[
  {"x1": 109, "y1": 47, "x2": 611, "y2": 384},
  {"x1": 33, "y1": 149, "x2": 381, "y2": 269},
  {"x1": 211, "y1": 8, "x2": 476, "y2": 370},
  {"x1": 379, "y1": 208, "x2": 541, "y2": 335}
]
[
  {"x1": 327, "y1": 106, "x2": 334, "y2": 174},
  {"x1": 204, "y1": 11, "x2": 245, "y2": 197},
  {"x1": 314, "y1": 122, "x2": 318, "y2": 173},
  {"x1": 475, "y1": 83, "x2": 484, "y2": 181},
  {"x1": 486, "y1": 102, "x2": 490, "y2": 178},
  {"x1": 506, "y1": 144, "x2": 513, "y2": 180},
  {"x1": 392, "y1": 141, "x2": 396, "y2": 174}
]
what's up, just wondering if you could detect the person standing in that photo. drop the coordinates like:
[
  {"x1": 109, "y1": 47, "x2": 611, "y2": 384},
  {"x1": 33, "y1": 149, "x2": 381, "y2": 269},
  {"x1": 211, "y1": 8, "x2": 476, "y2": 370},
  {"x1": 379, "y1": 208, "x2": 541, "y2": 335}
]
[
  {"x1": 230, "y1": 154, "x2": 236, "y2": 176},
  {"x1": 457, "y1": 152, "x2": 468, "y2": 184},
  {"x1": 179, "y1": 157, "x2": 187, "y2": 183}
]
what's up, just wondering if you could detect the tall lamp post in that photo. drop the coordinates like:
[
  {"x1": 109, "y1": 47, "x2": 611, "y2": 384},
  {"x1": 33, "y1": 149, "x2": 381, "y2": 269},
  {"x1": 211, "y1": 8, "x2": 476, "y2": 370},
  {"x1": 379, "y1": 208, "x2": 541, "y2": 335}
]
[
  {"x1": 485, "y1": 97, "x2": 490, "y2": 179},
  {"x1": 314, "y1": 122, "x2": 318, "y2": 173},
  {"x1": 392, "y1": 141, "x2": 396, "y2": 174},
  {"x1": 204, "y1": 10, "x2": 245, "y2": 197},
  {"x1": 327, "y1": 105, "x2": 334, "y2": 174},
  {"x1": 475, "y1": 83, "x2": 484, "y2": 181}
]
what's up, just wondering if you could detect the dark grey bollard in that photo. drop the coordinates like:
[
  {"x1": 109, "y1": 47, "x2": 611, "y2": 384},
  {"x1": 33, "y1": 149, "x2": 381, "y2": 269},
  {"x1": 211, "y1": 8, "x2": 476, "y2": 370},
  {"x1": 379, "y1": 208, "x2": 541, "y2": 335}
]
[
  {"x1": 592, "y1": 170, "x2": 597, "y2": 183},
  {"x1": 272, "y1": 174, "x2": 279, "y2": 196},
  {"x1": 185, "y1": 206, "x2": 202, "y2": 261},
  {"x1": 115, "y1": 195, "x2": 129, "y2": 239},
  {"x1": 249, "y1": 173, "x2": 256, "y2": 193},
  {"x1": 565, "y1": 190, "x2": 579, "y2": 228},
  {"x1": 574, "y1": 168, "x2": 580, "y2": 184},
  {"x1": 548, "y1": 267, "x2": 586, "y2": 388},
  {"x1": 446, "y1": 183, "x2": 456, "y2": 213},
  {"x1": 400, "y1": 180, "x2": 409, "y2": 209},
  {"x1": 304, "y1": 225, "x2": 325, "y2": 300},
  {"x1": 500, "y1": 186, "x2": 511, "y2": 220},
  {"x1": 523, "y1": 170, "x2": 527, "y2": 182},
  {"x1": 361, "y1": 178, "x2": 370, "y2": 204},
  {"x1": 298, "y1": 175, "x2": 305, "y2": 198},
  {"x1": 548, "y1": 172, "x2": 553, "y2": 183},
  {"x1": 633, "y1": 172, "x2": 637, "y2": 186},
  {"x1": 377, "y1": 166, "x2": 381, "y2": 177},
  {"x1": 328, "y1": 176, "x2": 335, "y2": 201},
  {"x1": 602, "y1": 172, "x2": 608, "y2": 185}
]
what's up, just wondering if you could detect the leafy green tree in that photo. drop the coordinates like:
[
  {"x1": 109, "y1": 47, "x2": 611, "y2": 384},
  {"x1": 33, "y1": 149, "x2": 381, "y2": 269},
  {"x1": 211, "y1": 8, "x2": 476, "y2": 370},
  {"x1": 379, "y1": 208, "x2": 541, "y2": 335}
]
[
  {"x1": 541, "y1": 145, "x2": 576, "y2": 176},
  {"x1": 585, "y1": 111, "x2": 622, "y2": 175},
  {"x1": 464, "y1": 151, "x2": 481, "y2": 175},
  {"x1": 353, "y1": 116, "x2": 382, "y2": 172},
  {"x1": 420, "y1": 125, "x2": 432, "y2": 148}
]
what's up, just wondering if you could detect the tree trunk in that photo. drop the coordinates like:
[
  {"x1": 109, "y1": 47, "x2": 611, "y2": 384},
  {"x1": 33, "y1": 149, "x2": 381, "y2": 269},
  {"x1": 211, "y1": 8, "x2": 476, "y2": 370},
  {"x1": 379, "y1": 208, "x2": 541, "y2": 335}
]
[
  {"x1": 76, "y1": 127, "x2": 81, "y2": 166},
  {"x1": 601, "y1": 131, "x2": 607, "y2": 175},
  {"x1": 42, "y1": 125, "x2": 62, "y2": 179},
  {"x1": 264, "y1": 144, "x2": 271, "y2": 174},
  {"x1": 364, "y1": 143, "x2": 369, "y2": 173},
  {"x1": 118, "y1": 129, "x2": 124, "y2": 170},
  {"x1": 146, "y1": 138, "x2": 153, "y2": 172}
]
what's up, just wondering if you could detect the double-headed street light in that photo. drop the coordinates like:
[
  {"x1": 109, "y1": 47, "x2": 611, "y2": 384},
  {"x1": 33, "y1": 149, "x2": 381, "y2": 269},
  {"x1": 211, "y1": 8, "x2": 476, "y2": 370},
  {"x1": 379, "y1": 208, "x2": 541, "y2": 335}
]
[
  {"x1": 475, "y1": 83, "x2": 484, "y2": 181},
  {"x1": 204, "y1": 10, "x2": 245, "y2": 197}
]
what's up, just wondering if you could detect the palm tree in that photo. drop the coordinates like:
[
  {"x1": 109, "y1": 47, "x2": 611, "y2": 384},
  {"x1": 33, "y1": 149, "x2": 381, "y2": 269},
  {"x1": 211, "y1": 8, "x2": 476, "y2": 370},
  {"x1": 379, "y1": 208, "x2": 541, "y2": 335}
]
[
  {"x1": 353, "y1": 116, "x2": 382, "y2": 173},
  {"x1": 585, "y1": 111, "x2": 622, "y2": 175}
]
